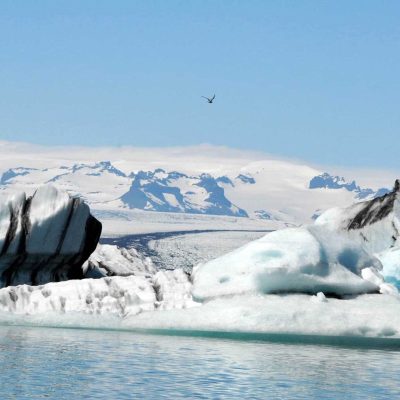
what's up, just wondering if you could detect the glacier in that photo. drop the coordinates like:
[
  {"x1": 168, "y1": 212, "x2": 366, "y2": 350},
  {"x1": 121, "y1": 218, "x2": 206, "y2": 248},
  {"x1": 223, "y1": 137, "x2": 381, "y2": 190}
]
[{"x1": 1, "y1": 181, "x2": 400, "y2": 340}]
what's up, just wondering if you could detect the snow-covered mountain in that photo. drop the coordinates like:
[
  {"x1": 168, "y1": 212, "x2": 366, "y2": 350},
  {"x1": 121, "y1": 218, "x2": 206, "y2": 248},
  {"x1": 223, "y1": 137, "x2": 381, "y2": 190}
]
[
  {"x1": 121, "y1": 169, "x2": 247, "y2": 217},
  {"x1": 0, "y1": 161, "x2": 130, "y2": 204},
  {"x1": 0, "y1": 160, "x2": 392, "y2": 227},
  {"x1": 309, "y1": 172, "x2": 390, "y2": 200},
  {"x1": 0, "y1": 163, "x2": 249, "y2": 217},
  {"x1": 0, "y1": 142, "x2": 395, "y2": 229}
]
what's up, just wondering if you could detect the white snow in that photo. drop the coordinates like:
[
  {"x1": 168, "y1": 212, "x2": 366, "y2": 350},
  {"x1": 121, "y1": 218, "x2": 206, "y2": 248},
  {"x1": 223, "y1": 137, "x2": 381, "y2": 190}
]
[{"x1": 1, "y1": 140, "x2": 396, "y2": 231}]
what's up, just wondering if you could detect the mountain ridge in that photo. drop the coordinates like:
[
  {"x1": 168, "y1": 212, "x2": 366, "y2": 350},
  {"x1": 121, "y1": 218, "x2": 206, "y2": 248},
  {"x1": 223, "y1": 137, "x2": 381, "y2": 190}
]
[{"x1": 0, "y1": 160, "x2": 393, "y2": 225}]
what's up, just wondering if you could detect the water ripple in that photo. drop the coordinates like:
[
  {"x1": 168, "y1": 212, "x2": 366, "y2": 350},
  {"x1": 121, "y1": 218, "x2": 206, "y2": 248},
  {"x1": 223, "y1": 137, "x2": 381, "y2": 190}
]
[{"x1": 0, "y1": 326, "x2": 399, "y2": 399}]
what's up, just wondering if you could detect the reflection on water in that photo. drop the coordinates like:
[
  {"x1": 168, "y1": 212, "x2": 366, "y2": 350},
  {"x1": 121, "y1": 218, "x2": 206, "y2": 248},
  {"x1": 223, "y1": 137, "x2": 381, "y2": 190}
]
[{"x1": 0, "y1": 326, "x2": 399, "y2": 399}]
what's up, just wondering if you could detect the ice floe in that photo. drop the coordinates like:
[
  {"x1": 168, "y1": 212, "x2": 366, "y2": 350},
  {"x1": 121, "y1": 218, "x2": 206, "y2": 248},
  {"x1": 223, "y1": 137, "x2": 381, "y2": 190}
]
[{"x1": 0, "y1": 269, "x2": 195, "y2": 317}]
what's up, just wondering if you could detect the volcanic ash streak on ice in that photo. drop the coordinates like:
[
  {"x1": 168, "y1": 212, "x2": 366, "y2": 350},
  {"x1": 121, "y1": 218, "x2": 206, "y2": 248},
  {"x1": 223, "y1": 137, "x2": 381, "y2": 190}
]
[{"x1": 0, "y1": 185, "x2": 102, "y2": 288}]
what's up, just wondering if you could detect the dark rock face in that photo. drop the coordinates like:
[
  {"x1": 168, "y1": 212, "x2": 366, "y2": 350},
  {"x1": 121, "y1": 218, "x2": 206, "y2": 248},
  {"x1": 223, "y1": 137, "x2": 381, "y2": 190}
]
[
  {"x1": 309, "y1": 173, "x2": 358, "y2": 191},
  {"x1": 309, "y1": 172, "x2": 390, "y2": 200},
  {"x1": 120, "y1": 169, "x2": 248, "y2": 217},
  {"x1": 195, "y1": 174, "x2": 248, "y2": 217},
  {"x1": 0, "y1": 167, "x2": 38, "y2": 185},
  {"x1": 0, "y1": 185, "x2": 102, "y2": 288},
  {"x1": 236, "y1": 174, "x2": 256, "y2": 184}
]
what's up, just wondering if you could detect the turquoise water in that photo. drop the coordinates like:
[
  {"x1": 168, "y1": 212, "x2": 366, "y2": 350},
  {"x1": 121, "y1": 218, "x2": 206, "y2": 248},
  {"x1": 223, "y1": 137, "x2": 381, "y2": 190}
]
[{"x1": 0, "y1": 326, "x2": 399, "y2": 399}]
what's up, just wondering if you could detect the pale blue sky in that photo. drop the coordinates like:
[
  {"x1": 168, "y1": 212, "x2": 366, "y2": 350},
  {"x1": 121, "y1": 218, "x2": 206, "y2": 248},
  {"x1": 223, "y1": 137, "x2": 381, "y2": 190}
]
[{"x1": 0, "y1": 1, "x2": 399, "y2": 169}]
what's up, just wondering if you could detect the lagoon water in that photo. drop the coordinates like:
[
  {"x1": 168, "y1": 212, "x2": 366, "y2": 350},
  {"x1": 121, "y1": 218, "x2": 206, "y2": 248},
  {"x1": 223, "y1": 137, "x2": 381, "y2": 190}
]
[{"x1": 0, "y1": 326, "x2": 399, "y2": 399}]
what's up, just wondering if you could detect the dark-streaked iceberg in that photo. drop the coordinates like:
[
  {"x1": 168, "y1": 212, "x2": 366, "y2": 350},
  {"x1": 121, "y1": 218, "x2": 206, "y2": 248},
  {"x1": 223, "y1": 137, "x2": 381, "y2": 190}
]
[{"x1": 0, "y1": 185, "x2": 101, "y2": 287}]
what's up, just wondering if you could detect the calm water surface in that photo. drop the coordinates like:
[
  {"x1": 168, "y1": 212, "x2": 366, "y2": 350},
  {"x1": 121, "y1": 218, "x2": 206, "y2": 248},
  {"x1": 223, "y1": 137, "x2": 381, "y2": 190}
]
[{"x1": 0, "y1": 326, "x2": 399, "y2": 399}]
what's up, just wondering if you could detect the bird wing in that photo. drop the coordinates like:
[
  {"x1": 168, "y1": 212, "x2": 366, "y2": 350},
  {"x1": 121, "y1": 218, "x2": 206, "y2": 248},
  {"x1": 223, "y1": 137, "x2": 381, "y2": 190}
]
[
  {"x1": 201, "y1": 96, "x2": 210, "y2": 100},
  {"x1": 211, "y1": 94, "x2": 216, "y2": 101}
]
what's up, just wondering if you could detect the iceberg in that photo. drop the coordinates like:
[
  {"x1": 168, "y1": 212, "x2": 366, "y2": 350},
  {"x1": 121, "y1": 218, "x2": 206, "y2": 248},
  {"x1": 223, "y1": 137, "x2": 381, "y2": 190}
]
[
  {"x1": 1, "y1": 280, "x2": 399, "y2": 340},
  {"x1": 1, "y1": 181, "x2": 400, "y2": 341},
  {"x1": 192, "y1": 181, "x2": 400, "y2": 300},
  {"x1": 83, "y1": 244, "x2": 155, "y2": 278},
  {"x1": 0, "y1": 185, "x2": 101, "y2": 287},
  {"x1": 376, "y1": 247, "x2": 400, "y2": 286},
  {"x1": 315, "y1": 179, "x2": 400, "y2": 288},
  {"x1": 191, "y1": 226, "x2": 383, "y2": 300},
  {"x1": 0, "y1": 269, "x2": 195, "y2": 317}
]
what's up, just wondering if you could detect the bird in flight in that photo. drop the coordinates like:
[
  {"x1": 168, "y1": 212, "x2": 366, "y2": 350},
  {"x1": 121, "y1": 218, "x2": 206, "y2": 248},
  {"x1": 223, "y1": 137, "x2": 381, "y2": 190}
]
[{"x1": 201, "y1": 94, "x2": 216, "y2": 103}]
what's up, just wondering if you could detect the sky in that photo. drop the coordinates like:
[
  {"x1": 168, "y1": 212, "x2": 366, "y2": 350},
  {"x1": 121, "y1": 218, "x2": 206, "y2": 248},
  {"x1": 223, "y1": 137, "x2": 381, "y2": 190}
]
[{"x1": 0, "y1": 1, "x2": 399, "y2": 170}]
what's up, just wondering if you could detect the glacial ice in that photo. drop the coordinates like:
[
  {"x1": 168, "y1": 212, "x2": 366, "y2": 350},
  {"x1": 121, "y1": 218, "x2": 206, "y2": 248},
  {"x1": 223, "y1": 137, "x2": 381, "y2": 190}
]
[
  {"x1": 192, "y1": 182, "x2": 400, "y2": 300},
  {"x1": 0, "y1": 182, "x2": 400, "y2": 340},
  {"x1": 0, "y1": 185, "x2": 101, "y2": 287},
  {"x1": 192, "y1": 226, "x2": 383, "y2": 301},
  {"x1": 315, "y1": 181, "x2": 400, "y2": 288},
  {"x1": 83, "y1": 244, "x2": 156, "y2": 278},
  {"x1": 1, "y1": 288, "x2": 400, "y2": 340},
  {"x1": 120, "y1": 292, "x2": 400, "y2": 339},
  {"x1": 0, "y1": 276, "x2": 156, "y2": 316},
  {"x1": 376, "y1": 247, "x2": 400, "y2": 288},
  {"x1": 0, "y1": 269, "x2": 195, "y2": 317}
]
